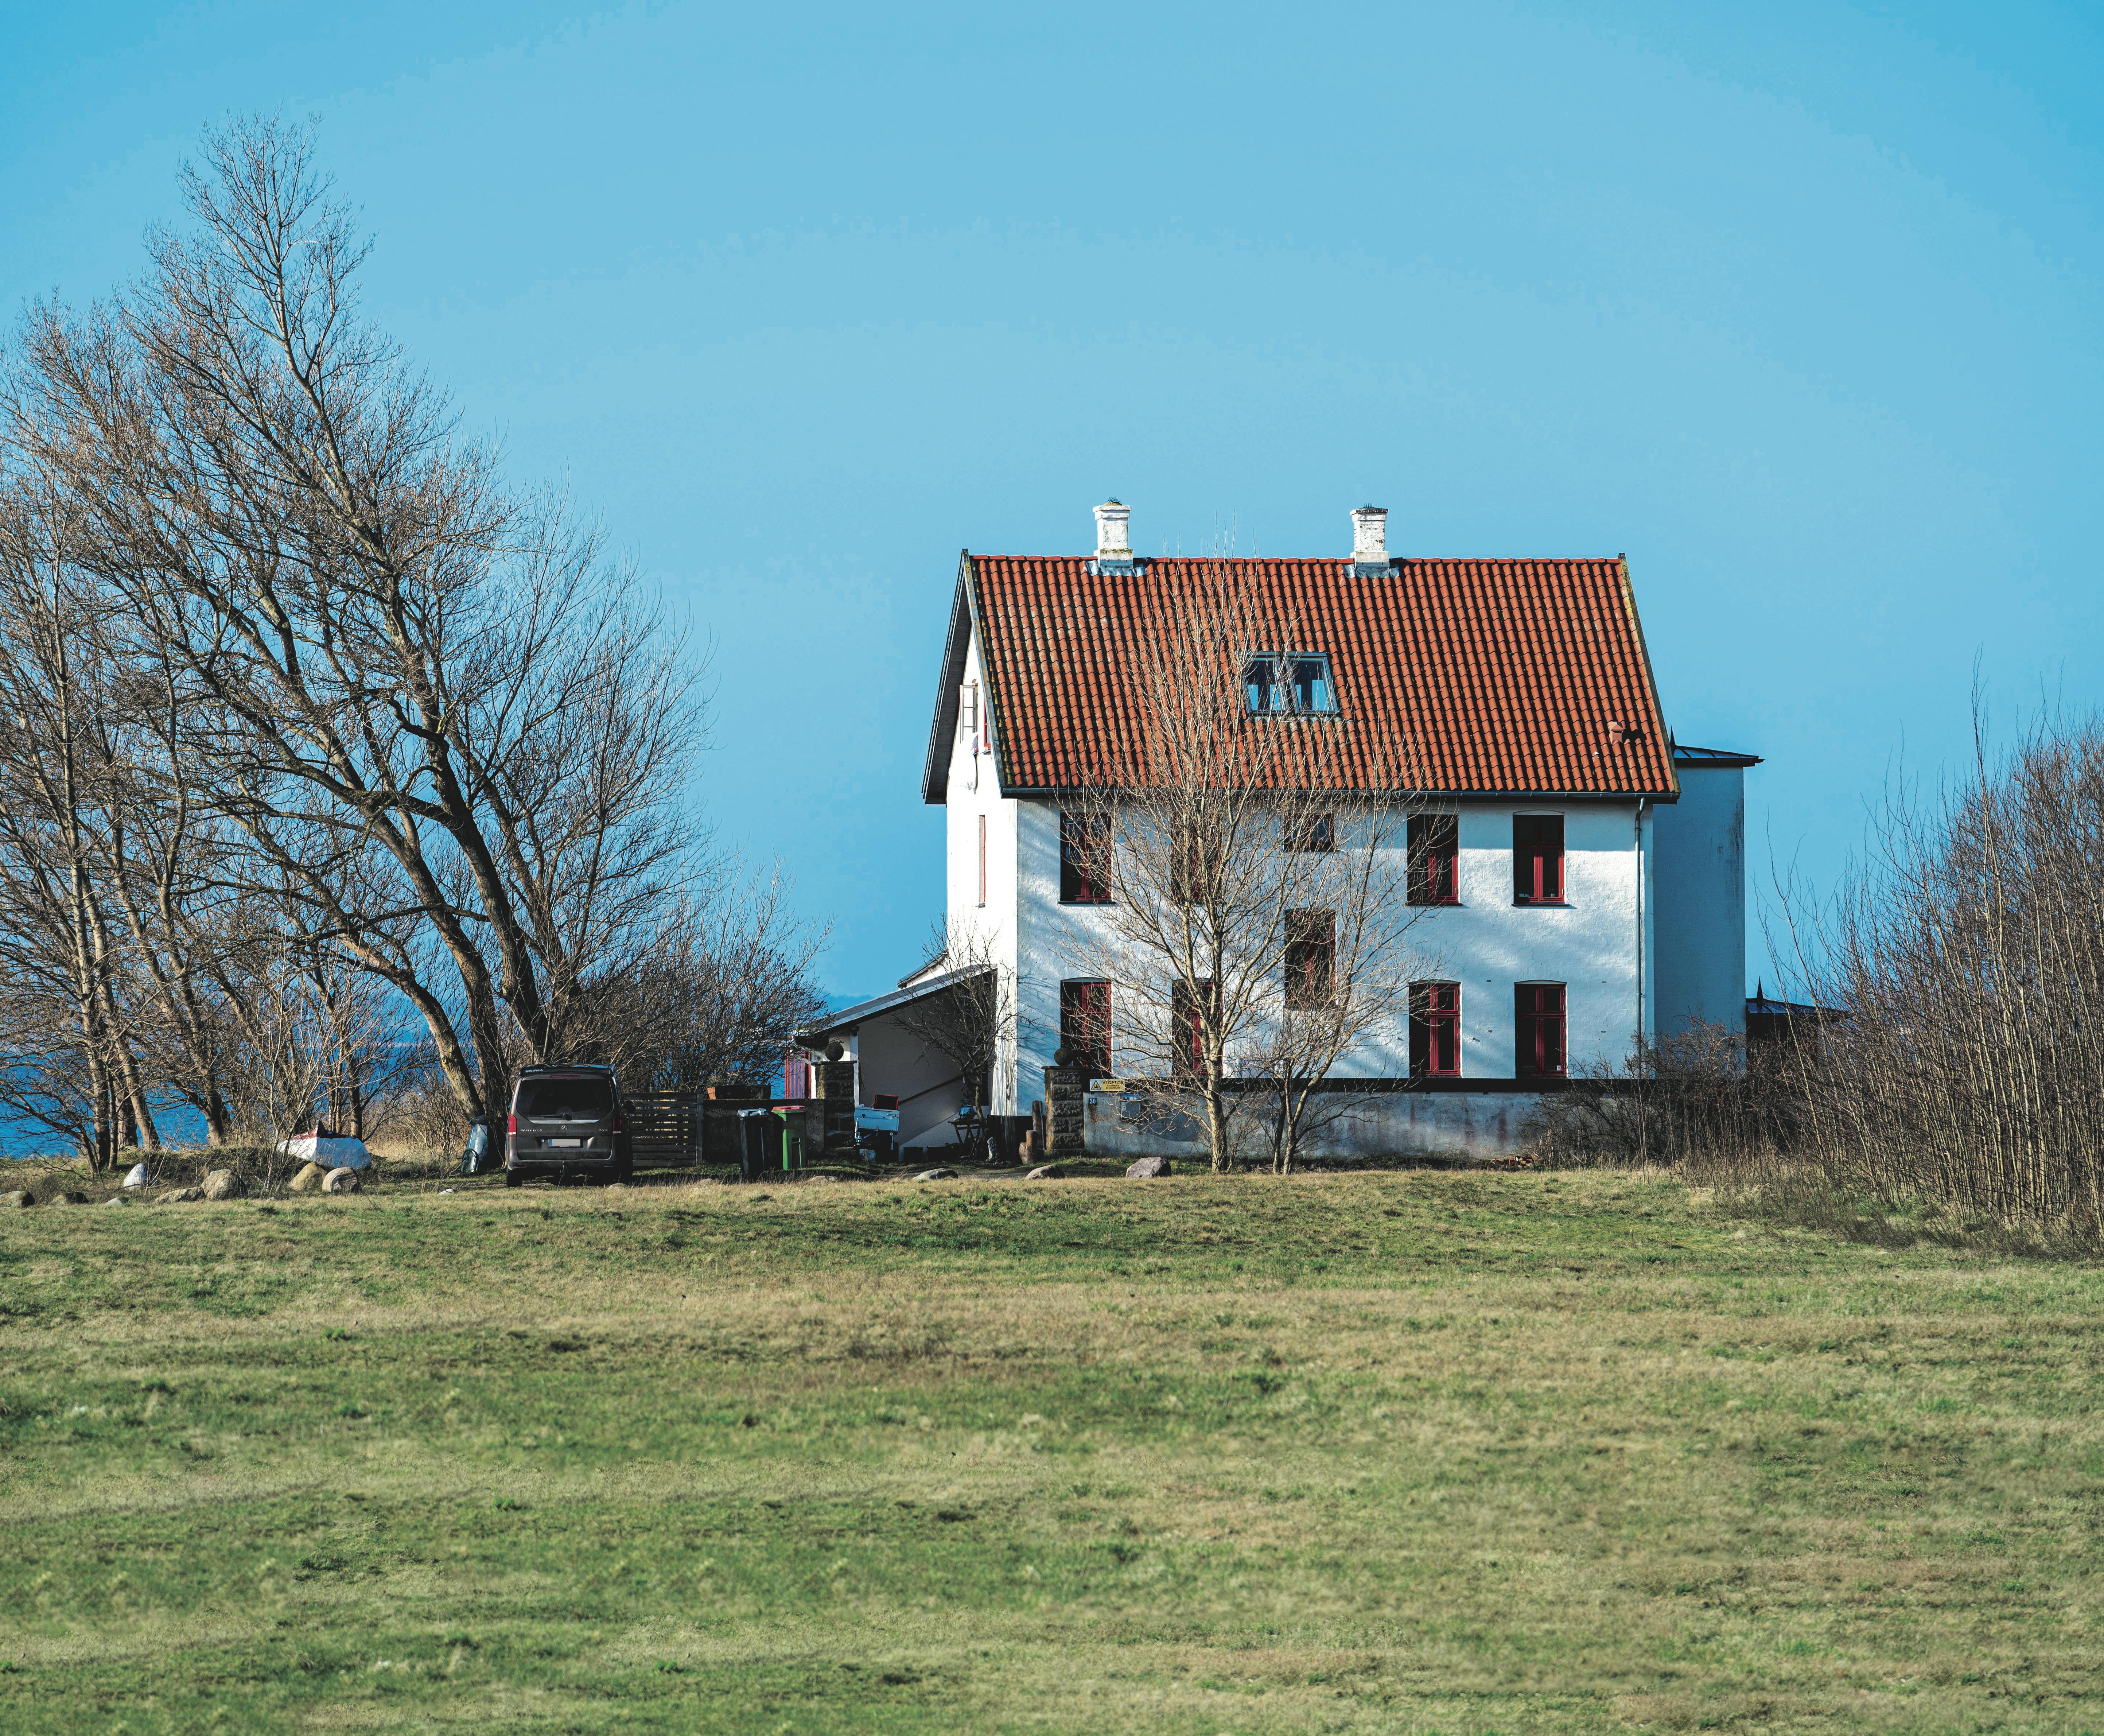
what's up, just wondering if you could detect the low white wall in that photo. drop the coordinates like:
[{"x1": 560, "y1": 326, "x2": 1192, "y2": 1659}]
[{"x1": 1078, "y1": 1087, "x2": 1548, "y2": 1161}]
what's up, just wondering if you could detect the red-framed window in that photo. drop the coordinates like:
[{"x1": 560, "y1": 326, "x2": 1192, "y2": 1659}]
[
  {"x1": 1171, "y1": 977, "x2": 1217, "y2": 1082},
  {"x1": 1284, "y1": 909, "x2": 1336, "y2": 1010},
  {"x1": 1515, "y1": 982, "x2": 1566, "y2": 1078},
  {"x1": 1171, "y1": 819, "x2": 1220, "y2": 906},
  {"x1": 1059, "y1": 979, "x2": 1112, "y2": 1077},
  {"x1": 1409, "y1": 982, "x2": 1461, "y2": 1077},
  {"x1": 1514, "y1": 814, "x2": 1564, "y2": 904},
  {"x1": 1409, "y1": 813, "x2": 1459, "y2": 905},
  {"x1": 1059, "y1": 809, "x2": 1111, "y2": 904}
]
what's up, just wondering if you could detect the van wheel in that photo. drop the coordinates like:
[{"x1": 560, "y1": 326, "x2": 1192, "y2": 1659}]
[{"x1": 504, "y1": 1169, "x2": 523, "y2": 1189}]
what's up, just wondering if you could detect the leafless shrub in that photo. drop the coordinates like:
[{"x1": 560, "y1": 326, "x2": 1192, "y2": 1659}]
[
  {"x1": 1764, "y1": 700, "x2": 2104, "y2": 1241},
  {"x1": 1525, "y1": 1022, "x2": 1800, "y2": 1171},
  {"x1": 552, "y1": 864, "x2": 829, "y2": 1094}
]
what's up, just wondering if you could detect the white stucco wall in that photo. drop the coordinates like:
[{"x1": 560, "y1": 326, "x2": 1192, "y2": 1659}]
[
  {"x1": 993, "y1": 790, "x2": 1657, "y2": 1100},
  {"x1": 941, "y1": 627, "x2": 1023, "y2": 1106},
  {"x1": 1650, "y1": 762, "x2": 1747, "y2": 1039}
]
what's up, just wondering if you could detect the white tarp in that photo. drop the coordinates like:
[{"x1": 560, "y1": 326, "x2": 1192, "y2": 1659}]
[{"x1": 276, "y1": 1130, "x2": 372, "y2": 1170}]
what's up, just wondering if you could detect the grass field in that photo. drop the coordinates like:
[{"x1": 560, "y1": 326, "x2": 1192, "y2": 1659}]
[{"x1": 2, "y1": 1167, "x2": 2101, "y2": 1733}]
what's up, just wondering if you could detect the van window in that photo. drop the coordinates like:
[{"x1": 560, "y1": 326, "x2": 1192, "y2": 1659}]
[{"x1": 517, "y1": 1077, "x2": 614, "y2": 1119}]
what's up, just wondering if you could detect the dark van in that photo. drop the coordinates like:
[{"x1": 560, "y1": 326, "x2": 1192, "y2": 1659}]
[{"x1": 504, "y1": 1064, "x2": 632, "y2": 1187}]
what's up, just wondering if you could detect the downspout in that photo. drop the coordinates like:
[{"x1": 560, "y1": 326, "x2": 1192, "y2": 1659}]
[{"x1": 1634, "y1": 798, "x2": 1648, "y2": 1057}]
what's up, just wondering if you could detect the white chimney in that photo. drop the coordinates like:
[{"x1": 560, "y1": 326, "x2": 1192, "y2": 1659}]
[
  {"x1": 1350, "y1": 505, "x2": 1389, "y2": 574},
  {"x1": 1093, "y1": 498, "x2": 1133, "y2": 568}
]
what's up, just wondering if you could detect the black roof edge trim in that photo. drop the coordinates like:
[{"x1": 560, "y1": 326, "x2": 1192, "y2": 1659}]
[
  {"x1": 920, "y1": 553, "x2": 976, "y2": 805},
  {"x1": 1672, "y1": 745, "x2": 1763, "y2": 768}
]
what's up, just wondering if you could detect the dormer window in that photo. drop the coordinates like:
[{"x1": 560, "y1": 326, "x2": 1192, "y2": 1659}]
[{"x1": 1244, "y1": 652, "x2": 1336, "y2": 716}]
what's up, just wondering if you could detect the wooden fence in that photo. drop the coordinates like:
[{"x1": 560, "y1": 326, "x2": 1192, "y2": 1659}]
[{"x1": 623, "y1": 1093, "x2": 827, "y2": 1168}]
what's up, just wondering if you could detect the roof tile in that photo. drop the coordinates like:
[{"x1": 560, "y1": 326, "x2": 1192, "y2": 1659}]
[{"x1": 964, "y1": 554, "x2": 1676, "y2": 798}]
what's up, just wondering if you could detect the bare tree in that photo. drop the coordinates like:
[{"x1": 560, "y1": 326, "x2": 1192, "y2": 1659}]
[
  {"x1": 1059, "y1": 567, "x2": 1430, "y2": 1171},
  {"x1": 5, "y1": 115, "x2": 708, "y2": 1126},
  {"x1": 0, "y1": 466, "x2": 161, "y2": 1166},
  {"x1": 1234, "y1": 794, "x2": 1427, "y2": 1172}
]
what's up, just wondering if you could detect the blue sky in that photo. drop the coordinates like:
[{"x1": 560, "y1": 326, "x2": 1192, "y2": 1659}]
[{"x1": 6, "y1": 1, "x2": 2100, "y2": 998}]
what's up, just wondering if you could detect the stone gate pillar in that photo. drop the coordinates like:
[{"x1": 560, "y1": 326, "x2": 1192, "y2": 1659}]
[{"x1": 1043, "y1": 1064, "x2": 1089, "y2": 1156}]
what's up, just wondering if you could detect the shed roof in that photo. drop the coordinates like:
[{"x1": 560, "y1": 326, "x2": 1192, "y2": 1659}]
[{"x1": 792, "y1": 964, "x2": 994, "y2": 1045}]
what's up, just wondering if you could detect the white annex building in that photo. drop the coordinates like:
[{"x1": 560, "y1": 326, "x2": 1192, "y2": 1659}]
[{"x1": 797, "y1": 502, "x2": 1757, "y2": 1159}]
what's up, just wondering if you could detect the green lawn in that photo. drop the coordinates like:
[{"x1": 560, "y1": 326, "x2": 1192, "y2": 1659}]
[{"x1": 1, "y1": 1168, "x2": 2101, "y2": 1733}]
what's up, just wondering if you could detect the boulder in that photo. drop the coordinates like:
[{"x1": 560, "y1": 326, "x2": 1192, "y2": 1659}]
[
  {"x1": 1, "y1": 1189, "x2": 32, "y2": 1208},
  {"x1": 164, "y1": 1186, "x2": 205, "y2": 1203},
  {"x1": 288, "y1": 1162, "x2": 329, "y2": 1194},
  {"x1": 321, "y1": 1167, "x2": 361, "y2": 1194},
  {"x1": 52, "y1": 1190, "x2": 90, "y2": 1205},
  {"x1": 913, "y1": 1167, "x2": 959, "y2": 1181},
  {"x1": 1125, "y1": 1156, "x2": 1172, "y2": 1179},
  {"x1": 122, "y1": 1162, "x2": 153, "y2": 1189},
  {"x1": 201, "y1": 1170, "x2": 243, "y2": 1201},
  {"x1": 1024, "y1": 1165, "x2": 1061, "y2": 1181}
]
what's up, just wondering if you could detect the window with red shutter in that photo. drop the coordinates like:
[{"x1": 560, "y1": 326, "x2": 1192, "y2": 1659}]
[
  {"x1": 977, "y1": 813, "x2": 987, "y2": 907},
  {"x1": 1059, "y1": 980, "x2": 1112, "y2": 1077},
  {"x1": 1170, "y1": 820, "x2": 1220, "y2": 906},
  {"x1": 1171, "y1": 978, "x2": 1217, "y2": 1081},
  {"x1": 1059, "y1": 809, "x2": 1112, "y2": 905},
  {"x1": 1283, "y1": 910, "x2": 1335, "y2": 1010},
  {"x1": 1409, "y1": 982, "x2": 1461, "y2": 1077},
  {"x1": 1514, "y1": 982, "x2": 1566, "y2": 1078},
  {"x1": 1513, "y1": 814, "x2": 1565, "y2": 904},
  {"x1": 1408, "y1": 814, "x2": 1459, "y2": 905}
]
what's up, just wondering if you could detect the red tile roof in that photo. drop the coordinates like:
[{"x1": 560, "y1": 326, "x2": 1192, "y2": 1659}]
[{"x1": 923, "y1": 554, "x2": 1678, "y2": 801}]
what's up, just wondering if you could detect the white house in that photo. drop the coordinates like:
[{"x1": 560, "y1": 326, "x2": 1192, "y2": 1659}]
[{"x1": 797, "y1": 501, "x2": 1757, "y2": 1159}]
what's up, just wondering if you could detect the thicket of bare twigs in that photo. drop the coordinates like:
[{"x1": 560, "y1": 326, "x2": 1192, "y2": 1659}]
[
  {"x1": 1534, "y1": 706, "x2": 2104, "y2": 1251},
  {"x1": 0, "y1": 116, "x2": 823, "y2": 1167}
]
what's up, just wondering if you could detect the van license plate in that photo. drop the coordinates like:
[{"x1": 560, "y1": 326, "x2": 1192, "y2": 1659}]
[{"x1": 549, "y1": 1138, "x2": 583, "y2": 1148}]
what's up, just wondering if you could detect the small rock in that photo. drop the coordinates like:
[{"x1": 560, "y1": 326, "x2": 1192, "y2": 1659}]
[
  {"x1": 287, "y1": 1162, "x2": 328, "y2": 1193},
  {"x1": 604, "y1": 1183, "x2": 628, "y2": 1192},
  {"x1": 321, "y1": 1167, "x2": 361, "y2": 1194},
  {"x1": 104, "y1": 1193, "x2": 131, "y2": 1206},
  {"x1": 201, "y1": 1170, "x2": 243, "y2": 1201},
  {"x1": 913, "y1": 1167, "x2": 959, "y2": 1181},
  {"x1": 52, "y1": 1190, "x2": 90, "y2": 1205},
  {"x1": 437, "y1": 1188, "x2": 457, "y2": 1196},
  {"x1": 165, "y1": 1186, "x2": 205, "y2": 1203},
  {"x1": 1, "y1": 1190, "x2": 33, "y2": 1209},
  {"x1": 1125, "y1": 1156, "x2": 1172, "y2": 1179},
  {"x1": 1024, "y1": 1165, "x2": 1061, "y2": 1181}
]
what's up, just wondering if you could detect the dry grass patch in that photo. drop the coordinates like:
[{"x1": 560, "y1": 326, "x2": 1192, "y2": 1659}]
[{"x1": 0, "y1": 1169, "x2": 2100, "y2": 1732}]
